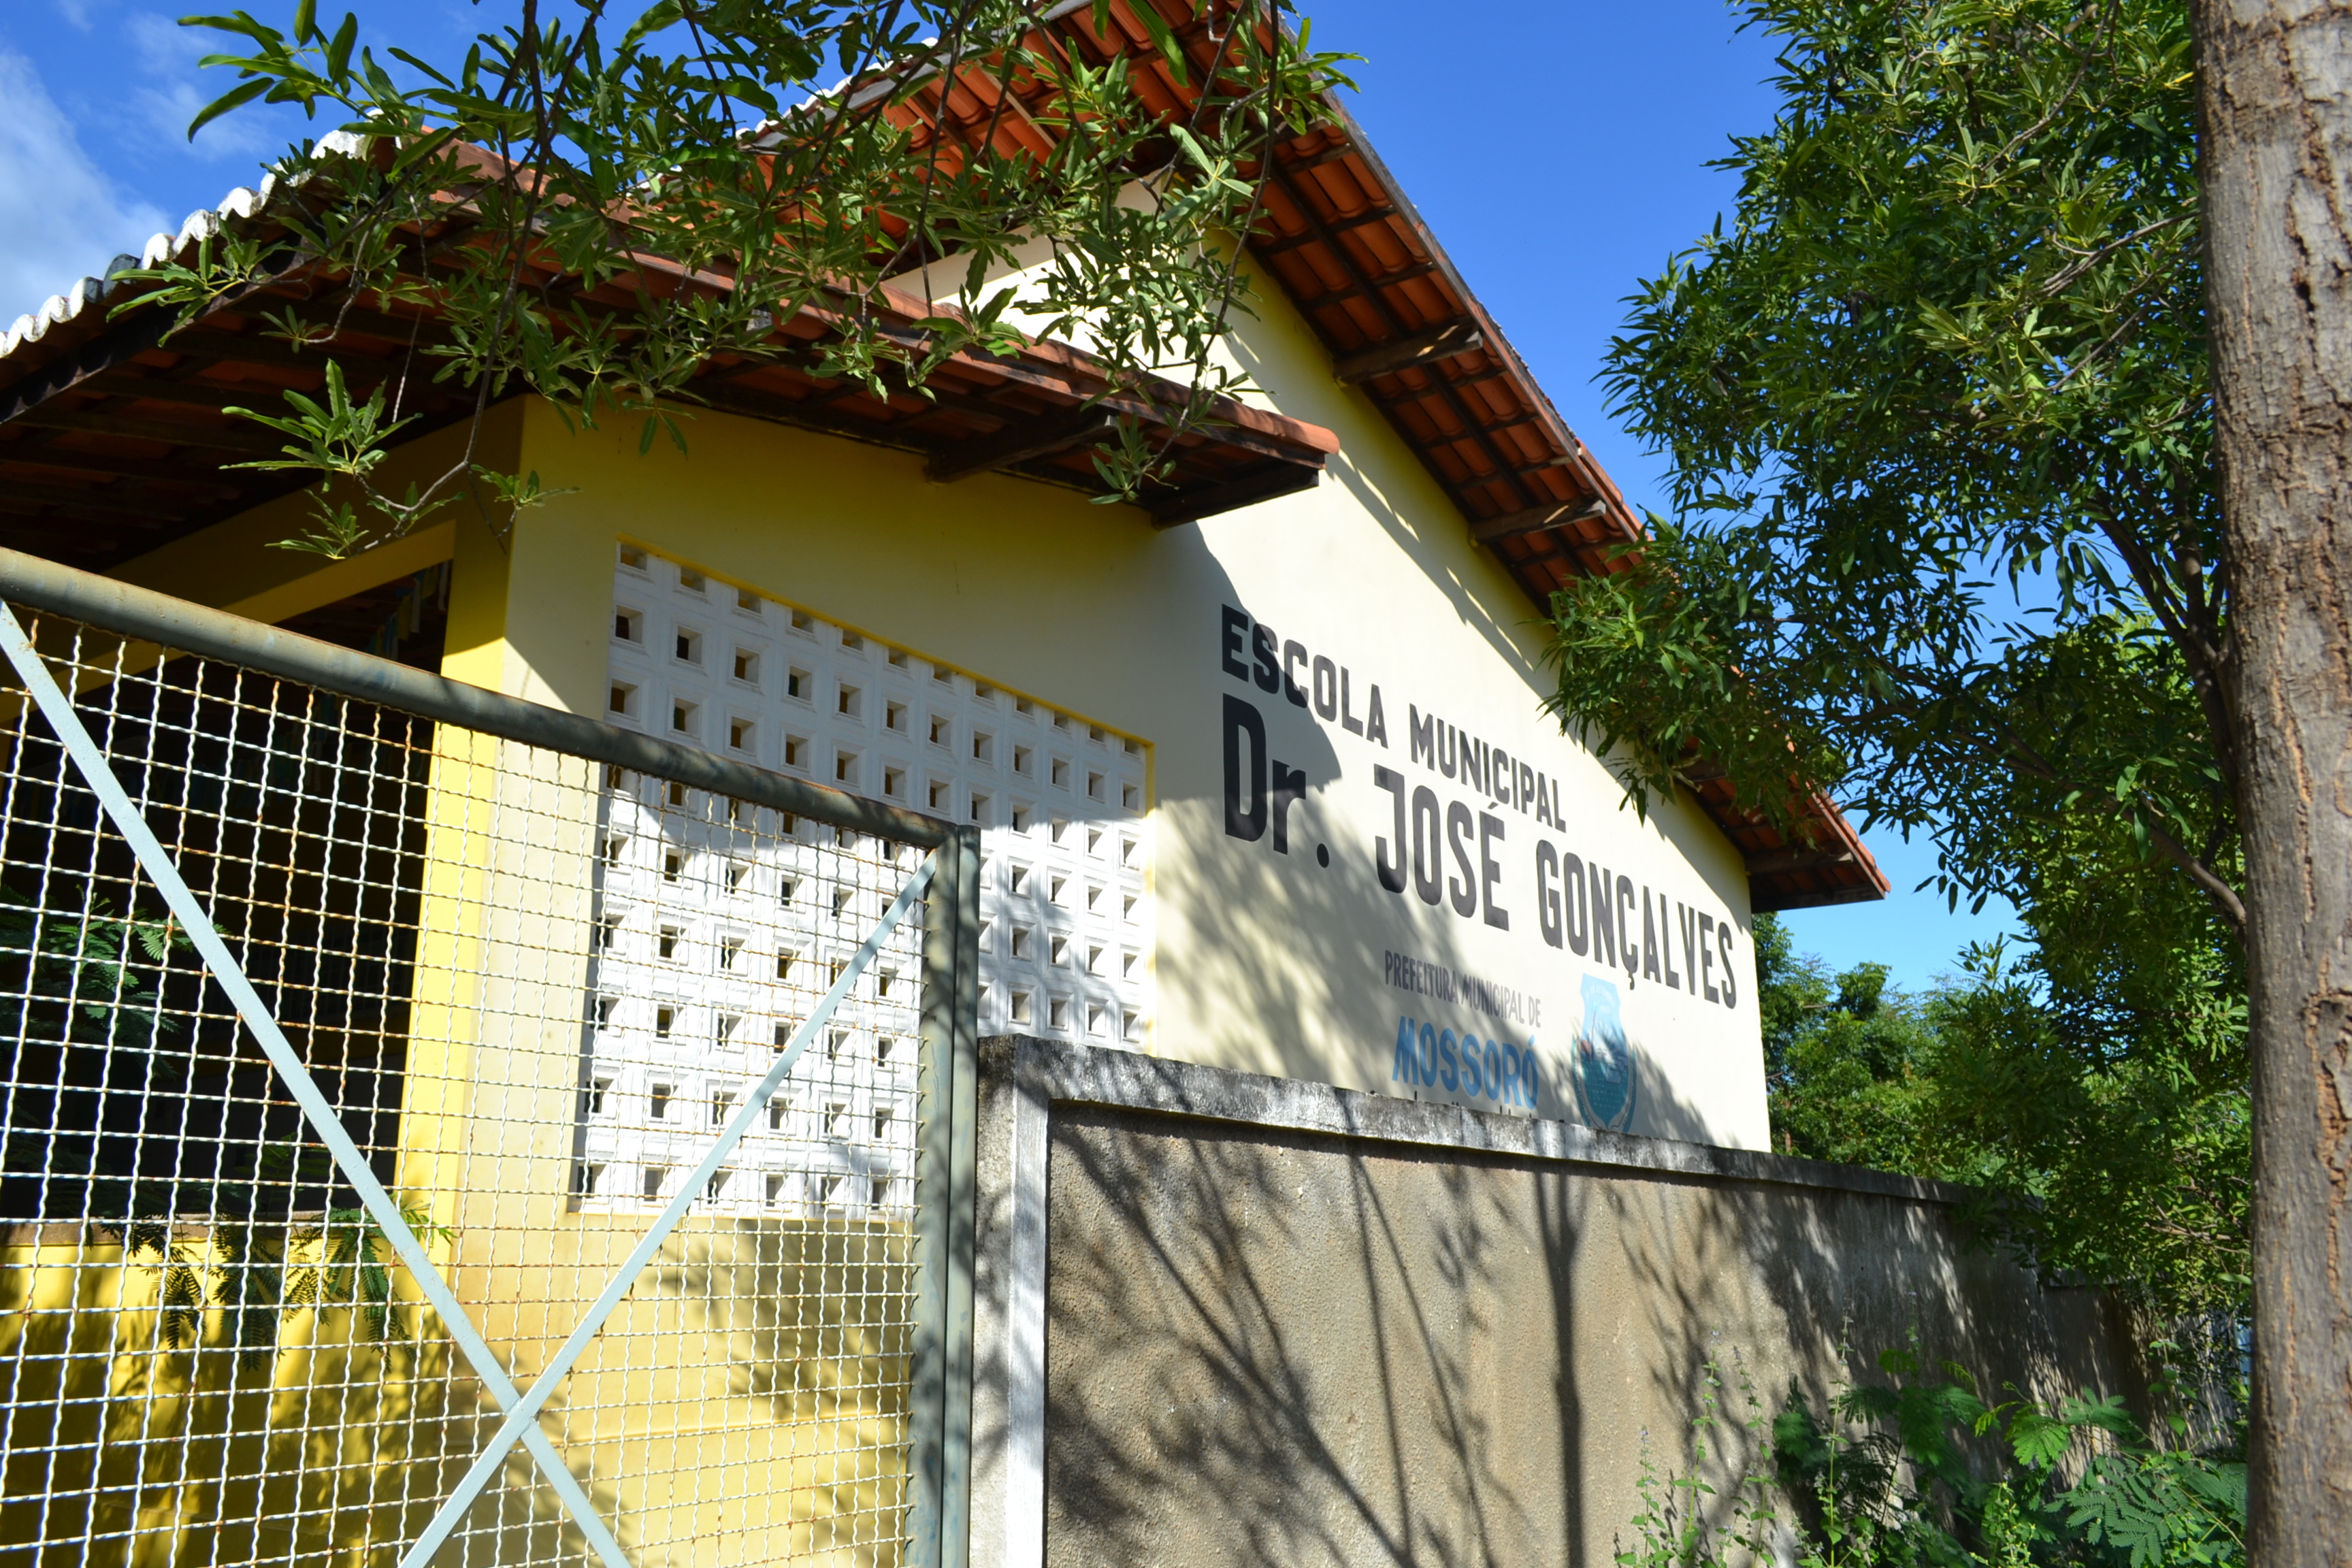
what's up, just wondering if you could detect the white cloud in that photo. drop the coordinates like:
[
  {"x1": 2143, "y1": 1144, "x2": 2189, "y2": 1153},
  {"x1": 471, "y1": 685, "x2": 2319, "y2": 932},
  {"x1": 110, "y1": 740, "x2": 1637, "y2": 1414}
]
[
  {"x1": 0, "y1": 48, "x2": 170, "y2": 327},
  {"x1": 127, "y1": 11, "x2": 282, "y2": 163}
]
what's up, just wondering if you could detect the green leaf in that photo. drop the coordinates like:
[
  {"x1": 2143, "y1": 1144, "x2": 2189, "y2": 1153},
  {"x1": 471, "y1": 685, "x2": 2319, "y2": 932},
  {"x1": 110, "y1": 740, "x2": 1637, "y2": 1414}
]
[
  {"x1": 186, "y1": 75, "x2": 271, "y2": 140},
  {"x1": 324, "y1": 11, "x2": 357, "y2": 79},
  {"x1": 618, "y1": 0, "x2": 685, "y2": 52},
  {"x1": 178, "y1": 13, "x2": 282, "y2": 47},
  {"x1": 2007, "y1": 1410, "x2": 2071, "y2": 1469},
  {"x1": 1130, "y1": 3, "x2": 1188, "y2": 87}
]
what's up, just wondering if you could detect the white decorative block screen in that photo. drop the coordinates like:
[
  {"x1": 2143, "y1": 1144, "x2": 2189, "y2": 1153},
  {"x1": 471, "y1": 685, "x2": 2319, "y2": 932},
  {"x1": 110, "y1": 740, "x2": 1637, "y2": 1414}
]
[{"x1": 597, "y1": 546, "x2": 1152, "y2": 1203}]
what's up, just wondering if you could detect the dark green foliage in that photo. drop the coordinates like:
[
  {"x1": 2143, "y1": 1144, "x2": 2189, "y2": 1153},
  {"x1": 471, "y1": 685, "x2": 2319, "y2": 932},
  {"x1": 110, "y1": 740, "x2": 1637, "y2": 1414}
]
[
  {"x1": 2061, "y1": 1448, "x2": 2246, "y2": 1567},
  {"x1": 1545, "y1": 0, "x2": 2250, "y2": 1322},
  {"x1": 1919, "y1": 945, "x2": 2248, "y2": 1326},
  {"x1": 1619, "y1": 1350, "x2": 2245, "y2": 1567},
  {"x1": 1553, "y1": 0, "x2": 2228, "y2": 928},
  {"x1": 0, "y1": 884, "x2": 183, "y2": 1047},
  {"x1": 0, "y1": 883, "x2": 192, "y2": 1222},
  {"x1": 0, "y1": 887, "x2": 442, "y2": 1362},
  {"x1": 1756, "y1": 914, "x2": 1941, "y2": 1171},
  {"x1": 1757, "y1": 899, "x2": 2247, "y2": 1320}
]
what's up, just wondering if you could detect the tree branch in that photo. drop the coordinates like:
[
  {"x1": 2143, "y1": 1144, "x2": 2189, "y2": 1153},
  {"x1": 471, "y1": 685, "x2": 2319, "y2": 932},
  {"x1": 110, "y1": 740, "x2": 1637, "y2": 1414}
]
[{"x1": 1994, "y1": 725, "x2": 2246, "y2": 937}]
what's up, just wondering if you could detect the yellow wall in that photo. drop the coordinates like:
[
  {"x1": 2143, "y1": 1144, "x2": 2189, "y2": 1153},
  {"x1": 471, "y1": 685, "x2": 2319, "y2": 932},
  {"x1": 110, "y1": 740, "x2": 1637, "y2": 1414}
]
[
  {"x1": 0, "y1": 1220, "x2": 915, "y2": 1568},
  {"x1": 100, "y1": 282, "x2": 1767, "y2": 1149},
  {"x1": 0, "y1": 1230, "x2": 459, "y2": 1568},
  {"x1": 478, "y1": 289, "x2": 1765, "y2": 1148},
  {"x1": 106, "y1": 408, "x2": 517, "y2": 626},
  {"x1": 41, "y1": 237, "x2": 1779, "y2": 1568}
]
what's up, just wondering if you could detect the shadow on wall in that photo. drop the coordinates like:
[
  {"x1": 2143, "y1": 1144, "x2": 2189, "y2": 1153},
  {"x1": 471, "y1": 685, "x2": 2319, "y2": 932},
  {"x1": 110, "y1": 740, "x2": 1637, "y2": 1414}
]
[
  {"x1": 1034, "y1": 1096, "x2": 2139, "y2": 1568},
  {"x1": 634, "y1": 1216, "x2": 918, "y2": 1565},
  {"x1": 1088, "y1": 583, "x2": 1806, "y2": 1567},
  {"x1": 0, "y1": 1217, "x2": 926, "y2": 1567}
]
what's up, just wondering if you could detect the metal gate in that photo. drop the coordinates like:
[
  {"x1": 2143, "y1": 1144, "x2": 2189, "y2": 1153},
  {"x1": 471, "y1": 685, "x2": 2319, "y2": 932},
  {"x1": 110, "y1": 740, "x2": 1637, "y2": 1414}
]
[{"x1": 0, "y1": 551, "x2": 978, "y2": 1568}]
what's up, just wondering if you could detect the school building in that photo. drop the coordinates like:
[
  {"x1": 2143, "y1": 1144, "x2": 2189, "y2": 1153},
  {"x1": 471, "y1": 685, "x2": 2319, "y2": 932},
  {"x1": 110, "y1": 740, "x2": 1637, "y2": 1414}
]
[{"x1": 0, "y1": 9, "x2": 2130, "y2": 1567}]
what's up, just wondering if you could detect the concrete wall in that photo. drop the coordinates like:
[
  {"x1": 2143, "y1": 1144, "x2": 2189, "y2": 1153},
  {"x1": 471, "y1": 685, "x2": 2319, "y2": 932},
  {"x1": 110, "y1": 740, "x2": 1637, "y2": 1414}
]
[{"x1": 968, "y1": 1036, "x2": 2137, "y2": 1568}]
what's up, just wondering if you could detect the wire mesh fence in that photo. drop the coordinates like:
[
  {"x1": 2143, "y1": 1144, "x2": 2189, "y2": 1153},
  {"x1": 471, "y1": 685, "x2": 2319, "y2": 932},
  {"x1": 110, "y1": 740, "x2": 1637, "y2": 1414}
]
[{"x1": 0, "y1": 561, "x2": 973, "y2": 1568}]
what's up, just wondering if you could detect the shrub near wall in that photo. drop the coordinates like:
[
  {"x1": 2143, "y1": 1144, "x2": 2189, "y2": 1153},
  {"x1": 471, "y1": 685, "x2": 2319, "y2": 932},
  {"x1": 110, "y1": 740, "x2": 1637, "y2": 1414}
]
[
  {"x1": 0, "y1": 1227, "x2": 459, "y2": 1568},
  {"x1": 0, "y1": 1217, "x2": 920, "y2": 1568},
  {"x1": 1616, "y1": 1350, "x2": 2247, "y2": 1567}
]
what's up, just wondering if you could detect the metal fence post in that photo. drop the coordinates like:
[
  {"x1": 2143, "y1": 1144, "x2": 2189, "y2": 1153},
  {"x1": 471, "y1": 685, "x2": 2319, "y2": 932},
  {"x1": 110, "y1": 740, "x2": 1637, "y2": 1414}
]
[
  {"x1": 943, "y1": 823, "x2": 983, "y2": 1568},
  {"x1": 908, "y1": 833, "x2": 962, "y2": 1568}
]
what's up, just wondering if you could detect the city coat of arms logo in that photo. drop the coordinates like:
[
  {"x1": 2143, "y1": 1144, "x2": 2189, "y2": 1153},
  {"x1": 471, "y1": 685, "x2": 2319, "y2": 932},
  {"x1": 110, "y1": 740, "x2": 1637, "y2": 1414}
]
[{"x1": 1574, "y1": 974, "x2": 1637, "y2": 1132}]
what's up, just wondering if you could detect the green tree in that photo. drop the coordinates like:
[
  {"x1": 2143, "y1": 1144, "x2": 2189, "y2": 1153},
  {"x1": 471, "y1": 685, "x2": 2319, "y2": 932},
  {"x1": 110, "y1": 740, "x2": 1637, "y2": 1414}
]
[
  {"x1": 1542, "y1": 0, "x2": 2252, "y2": 1320},
  {"x1": 1757, "y1": 904, "x2": 2249, "y2": 1325},
  {"x1": 1755, "y1": 917, "x2": 1940, "y2": 1173},
  {"x1": 1555, "y1": 0, "x2": 2224, "y2": 932},
  {"x1": 139, "y1": 0, "x2": 1352, "y2": 556}
]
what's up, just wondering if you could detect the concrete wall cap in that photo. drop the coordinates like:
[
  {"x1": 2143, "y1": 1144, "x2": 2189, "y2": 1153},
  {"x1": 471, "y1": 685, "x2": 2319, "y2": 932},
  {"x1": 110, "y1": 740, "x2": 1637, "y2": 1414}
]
[{"x1": 982, "y1": 1033, "x2": 1971, "y2": 1207}]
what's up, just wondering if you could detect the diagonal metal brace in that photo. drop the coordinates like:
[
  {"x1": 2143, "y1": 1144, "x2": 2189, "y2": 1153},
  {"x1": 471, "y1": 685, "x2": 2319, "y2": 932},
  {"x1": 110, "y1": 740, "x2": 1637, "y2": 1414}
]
[
  {"x1": 0, "y1": 602, "x2": 638, "y2": 1567},
  {"x1": 397, "y1": 849, "x2": 936, "y2": 1567}
]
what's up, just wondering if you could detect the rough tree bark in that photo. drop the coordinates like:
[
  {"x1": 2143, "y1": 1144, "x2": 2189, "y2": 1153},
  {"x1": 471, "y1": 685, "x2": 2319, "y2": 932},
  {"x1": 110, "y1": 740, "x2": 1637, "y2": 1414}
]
[{"x1": 2193, "y1": 0, "x2": 2352, "y2": 1555}]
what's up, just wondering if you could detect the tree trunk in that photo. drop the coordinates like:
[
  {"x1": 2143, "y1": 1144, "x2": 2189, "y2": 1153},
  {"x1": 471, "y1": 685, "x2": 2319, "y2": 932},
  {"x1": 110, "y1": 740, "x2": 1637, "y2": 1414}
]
[{"x1": 2193, "y1": 0, "x2": 2352, "y2": 1556}]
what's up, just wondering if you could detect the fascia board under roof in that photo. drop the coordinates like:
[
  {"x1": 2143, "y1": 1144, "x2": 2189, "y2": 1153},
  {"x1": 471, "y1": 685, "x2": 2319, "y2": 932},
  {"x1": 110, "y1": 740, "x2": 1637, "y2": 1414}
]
[{"x1": 0, "y1": 131, "x2": 1333, "y2": 572}]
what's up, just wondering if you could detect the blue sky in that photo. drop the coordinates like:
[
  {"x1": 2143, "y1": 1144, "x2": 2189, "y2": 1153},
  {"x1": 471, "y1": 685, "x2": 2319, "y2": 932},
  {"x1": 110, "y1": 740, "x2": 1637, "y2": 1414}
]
[{"x1": 0, "y1": 0, "x2": 2016, "y2": 992}]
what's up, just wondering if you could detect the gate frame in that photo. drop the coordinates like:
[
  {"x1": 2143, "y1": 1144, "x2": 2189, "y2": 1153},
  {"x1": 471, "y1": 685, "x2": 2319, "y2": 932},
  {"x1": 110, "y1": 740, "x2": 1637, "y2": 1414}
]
[{"x1": 0, "y1": 546, "x2": 981, "y2": 1568}]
